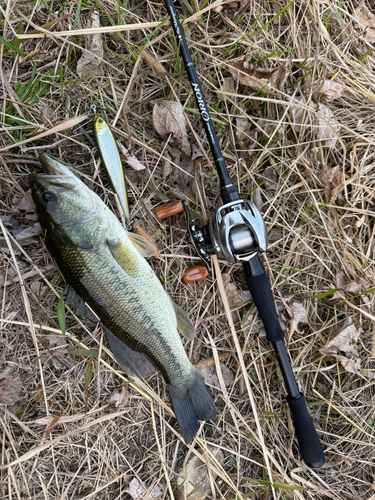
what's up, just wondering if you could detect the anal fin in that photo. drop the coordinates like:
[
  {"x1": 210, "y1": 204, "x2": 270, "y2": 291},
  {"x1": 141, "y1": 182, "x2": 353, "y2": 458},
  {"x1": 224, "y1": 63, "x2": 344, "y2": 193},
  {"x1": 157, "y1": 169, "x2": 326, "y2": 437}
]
[
  {"x1": 171, "y1": 300, "x2": 196, "y2": 340},
  {"x1": 64, "y1": 285, "x2": 98, "y2": 322},
  {"x1": 102, "y1": 325, "x2": 156, "y2": 378}
]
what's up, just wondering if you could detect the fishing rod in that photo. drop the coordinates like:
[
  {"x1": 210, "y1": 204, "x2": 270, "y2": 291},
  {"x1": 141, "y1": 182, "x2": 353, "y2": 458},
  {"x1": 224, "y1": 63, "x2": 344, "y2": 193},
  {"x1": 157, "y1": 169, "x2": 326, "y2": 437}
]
[{"x1": 155, "y1": 0, "x2": 325, "y2": 468}]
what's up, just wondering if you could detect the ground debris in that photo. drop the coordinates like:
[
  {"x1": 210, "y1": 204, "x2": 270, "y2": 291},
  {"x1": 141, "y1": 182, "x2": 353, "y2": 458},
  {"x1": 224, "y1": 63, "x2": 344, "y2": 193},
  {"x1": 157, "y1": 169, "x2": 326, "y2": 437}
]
[
  {"x1": 0, "y1": 366, "x2": 22, "y2": 405},
  {"x1": 176, "y1": 445, "x2": 224, "y2": 500},
  {"x1": 289, "y1": 301, "x2": 309, "y2": 333},
  {"x1": 353, "y1": 1, "x2": 375, "y2": 42},
  {"x1": 126, "y1": 478, "x2": 164, "y2": 500},
  {"x1": 320, "y1": 318, "x2": 362, "y2": 374},
  {"x1": 153, "y1": 101, "x2": 191, "y2": 156},
  {"x1": 108, "y1": 385, "x2": 129, "y2": 408},
  {"x1": 322, "y1": 165, "x2": 343, "y2": 202},
  {"x1": 76, "y1": 10, "x2": 103, "y2": 78},
  {"x1": 313, "y1": 79, "x2": 343, "y2": 102},
  {"x1": 40, "y1": 334, "x2": 75, "y2": 371},
  {"x1": 228, "y1": 57, "x2": 288, "y2": 93},
  {"x1": 198, "y1": 362, "x2": 234, "y2": 389},
  {"x1": 116, "y1": 141, "x2": 146, "y2": 171}
]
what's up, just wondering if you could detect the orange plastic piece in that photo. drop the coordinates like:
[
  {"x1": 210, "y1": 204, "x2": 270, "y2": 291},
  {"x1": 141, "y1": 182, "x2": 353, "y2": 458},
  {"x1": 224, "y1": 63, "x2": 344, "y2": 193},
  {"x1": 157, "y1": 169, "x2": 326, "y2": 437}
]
[
  {"x1": 155, "y1": 201, "x2": 184, "y2": 220},
  {"x1": 182, "y1": 265, "x2": 209, "y2": 284}
]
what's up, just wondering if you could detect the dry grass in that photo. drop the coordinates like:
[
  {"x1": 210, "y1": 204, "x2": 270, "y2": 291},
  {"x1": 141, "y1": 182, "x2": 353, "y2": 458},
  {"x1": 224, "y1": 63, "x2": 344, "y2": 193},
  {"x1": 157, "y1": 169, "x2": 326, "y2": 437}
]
[{"x1": 1, "y1": 0, "x2": 375, "y2": 498}]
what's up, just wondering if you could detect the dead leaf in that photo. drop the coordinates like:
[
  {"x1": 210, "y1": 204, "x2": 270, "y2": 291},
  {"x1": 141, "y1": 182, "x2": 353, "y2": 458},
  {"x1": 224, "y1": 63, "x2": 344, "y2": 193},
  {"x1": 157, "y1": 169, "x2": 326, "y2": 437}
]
[
  {"x1": 108, "y1": 386, "x2": 129, "y2": 408},
  {"x1": 335, "y1": 272, "x2": 362, "y2": 294},
  {"x1": 162, "y1": 145, "x2": 196, "y2": 201},
  {"x1": 194, "y1": 353, "x2": 230, "y2": 369},
  {"x1": 40, "y1": 335, "x2": 75, "y2": 371},
  {"x1": 322, "y1": 165, "x2": 343, "y2": 202},
  {"x1": 153, "y1": 101, "x2": 191, "y2": 156},
  {"x1": 290, "y1": 98, "x2": 339, "y2": 149},
  {"x1": 262, "y1": 165, "x2": 278, "y2": 190},
  {"x1": 314, "y1": 80, "x2": 343, "y2": 102},
  {"x1": 290, "y1": 301, "x2": 309, "y2": 334},
  {"x1": 315, "y1": 103, "x2": 340, "y2": 148},
  {"x1": 320, "y1": 319, "x2": 362, "y2": 374},
  {"x1": 353, "y1": 1, "x2": 375, "y2": 42},
  {"x1": 126, "y1": 478, "x2": 164, "y2": 500},
  {"x1": 228, "y1": 57, "x2": 287, "y2": 93},
  {"x1": 0, "y1": 368, "x2": 22, "y2": 405},
  {"x1": 116, "y1": 141, "x2": 146, "y2": 171},
  {"x1": 76, "y1": 10, "x2": 103, "y2": 78},
  {"x1": 217, "y1": 76, "x2": 235, "y2": 99},
  {"x1": 236, "y1": 115, "x2": 250, "y2": 141},
  {"x1": 198, "y1": 363, "x2": 234, "y2": 389},
  {"x1": 176, "y1": 445, "x2": 224, "y2": 500},
  {"x1": 17, "y1": 192, "x2": 35, "y2": 212},
  {"x1": 141, "y1": 49, "x2": 166, "y2": 74}
]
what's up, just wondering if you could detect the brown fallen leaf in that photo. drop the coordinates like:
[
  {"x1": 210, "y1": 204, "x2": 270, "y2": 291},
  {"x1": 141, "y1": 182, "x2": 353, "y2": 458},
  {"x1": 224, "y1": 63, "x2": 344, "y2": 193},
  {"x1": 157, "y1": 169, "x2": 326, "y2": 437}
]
[
  {"x1": 262, "y1": 165, "x2": 278, "y2": 190},
  {"x1": 228, "y1": 57, "x2": 288, "y2": 93},
  {"x1": 322, "y1": 165, "x2": 343, "y2": 202},
  {"x1": 0, "y1": 368, "x2": 22, "y2": 405},
  {"x1": 353, "y1": 1, "x2": 375, "y2": 42},
  {"x1": 320, "y1": 319, "x2": 362, "y2": 374},
  {"x1": 116, "y1": 141, "x2": 146, "y2": 171},
  {"x1": 176, "y1": 445, "x2": 224, "y2": 500},
  {"x1": 236, "y1": 115, "x2": 250, "y2": 141},
  {"x1": 162, "y1": 145, "x2": 197, "y2": 201},
  {"x1": 126, "y1": 478, "x2": 164, "y2": 500},
  {"x1": 76, "y1": 10, "x2": 103, "y2": 78},
  {"x1": 314, "y1": 79, "x2": 343, "y2": 102},
  {"x1": 289, "y1": 301, "x2": 309, "y2": 334},
  {"x1": 198, "y1": 363, "x2": 234, "y2": 389},
  {"x1": 40, "y1": 335, "x2": 75, "y2": 371},
  {"x1": 153, "y1": 101, "x2": 191, "y2": 156},
  {"x1": 291, "y1": 98, "x2": 340, "y2": 149},
  {"x1": 335, "y1": 272, "x2": 362, "y2": 294},
  {"x1": 108, "y1": 386, "x2": 129, "y2": 408},
  {"x1": 194, "y1": 353, "x2": 230, "y2": 369}
]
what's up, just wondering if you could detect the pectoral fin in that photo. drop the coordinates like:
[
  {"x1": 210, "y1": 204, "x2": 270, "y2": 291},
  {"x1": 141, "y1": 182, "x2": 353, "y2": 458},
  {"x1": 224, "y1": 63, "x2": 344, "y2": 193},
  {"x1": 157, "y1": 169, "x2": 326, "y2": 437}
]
[
  {"x1": 128, "y1": 232, "x2": 158, "y2": 258},
  {"x1": 102, "y1": 325, "x2": 156, "y2": 378},
  {"x1": 172, "y1": 301, "x2": 196, "y2": 340},
  {"x1": 107, "y1": 238, "x2": 139, "y2": 278}
]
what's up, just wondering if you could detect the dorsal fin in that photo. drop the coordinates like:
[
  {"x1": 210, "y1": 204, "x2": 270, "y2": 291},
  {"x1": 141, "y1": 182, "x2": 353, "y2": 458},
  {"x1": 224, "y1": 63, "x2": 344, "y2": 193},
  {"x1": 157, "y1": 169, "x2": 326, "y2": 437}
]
[
  {"x1": 128, "y1": 232, "x2": 158, "y2": 258},
  {"x1": 107, "y1": 238, "x2": 139, "y2": 278},
  {"x1": 102, "y1": 325, "x2": 156, "y2": 377}
]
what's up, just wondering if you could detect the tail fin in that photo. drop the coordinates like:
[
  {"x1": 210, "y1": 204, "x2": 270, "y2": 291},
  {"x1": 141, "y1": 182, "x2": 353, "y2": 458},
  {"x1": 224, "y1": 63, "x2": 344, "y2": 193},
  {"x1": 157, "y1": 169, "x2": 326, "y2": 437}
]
[{"x1": 168, "y1": 369, "x2": 217, "y2": 443}]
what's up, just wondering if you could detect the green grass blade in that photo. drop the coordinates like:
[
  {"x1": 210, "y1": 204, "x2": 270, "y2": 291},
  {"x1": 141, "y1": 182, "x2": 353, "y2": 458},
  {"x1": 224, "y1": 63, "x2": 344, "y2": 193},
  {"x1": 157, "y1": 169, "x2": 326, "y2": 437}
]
[
  {"x1": 0, "y1": 35, "x2": 27, "y2": 56},
  {"x1": 57, "y1": 295, "x2": 66, "y2": 335}
]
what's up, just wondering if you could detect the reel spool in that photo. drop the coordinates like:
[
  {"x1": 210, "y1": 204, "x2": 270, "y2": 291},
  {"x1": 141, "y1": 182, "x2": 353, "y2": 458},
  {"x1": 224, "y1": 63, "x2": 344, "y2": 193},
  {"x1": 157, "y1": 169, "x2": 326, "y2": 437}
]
[{"x1": 155, "y1": 200, "x2": 268, "y2": 284}]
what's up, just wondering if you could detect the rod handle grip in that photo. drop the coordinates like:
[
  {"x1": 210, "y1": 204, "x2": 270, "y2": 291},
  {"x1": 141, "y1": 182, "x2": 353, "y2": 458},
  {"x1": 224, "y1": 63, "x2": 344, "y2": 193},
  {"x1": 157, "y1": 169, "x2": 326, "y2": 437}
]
[
  {"x1": 287, "y1": 393, "x2": 325, "y2": 468},
  {"x1": 243, "y1": 263, "x2": 284, "y2": 342},
  {"x1": 155, "y1": 201, "x2": 184, "y2": 220}
]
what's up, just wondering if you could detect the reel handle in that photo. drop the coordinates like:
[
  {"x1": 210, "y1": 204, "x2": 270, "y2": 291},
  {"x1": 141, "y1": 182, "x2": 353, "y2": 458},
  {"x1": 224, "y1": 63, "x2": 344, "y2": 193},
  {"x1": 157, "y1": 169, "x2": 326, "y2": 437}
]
[
  {"x1": 182, "y1": 265, "x2": 209, "y2": 284},
  {"x1": 155, "y1": 201, "x2": 210, "y2": 284},
  {"x1": 155, "y1": 200, "x2": 184, "y2": 220}
]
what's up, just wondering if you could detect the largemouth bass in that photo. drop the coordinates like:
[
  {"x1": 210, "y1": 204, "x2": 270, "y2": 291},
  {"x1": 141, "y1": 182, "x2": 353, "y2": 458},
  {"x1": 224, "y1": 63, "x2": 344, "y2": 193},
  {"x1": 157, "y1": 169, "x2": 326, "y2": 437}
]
[{"x1": 29, "y1": 154, "x2": 216, "y2": 443}]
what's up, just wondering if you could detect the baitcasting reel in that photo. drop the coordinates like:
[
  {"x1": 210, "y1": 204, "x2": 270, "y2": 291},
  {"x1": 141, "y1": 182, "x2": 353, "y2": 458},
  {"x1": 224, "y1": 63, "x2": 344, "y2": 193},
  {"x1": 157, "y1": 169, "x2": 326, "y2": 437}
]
[{"x1": 155, "y1": 199, "x2": 268, "y2": 284}]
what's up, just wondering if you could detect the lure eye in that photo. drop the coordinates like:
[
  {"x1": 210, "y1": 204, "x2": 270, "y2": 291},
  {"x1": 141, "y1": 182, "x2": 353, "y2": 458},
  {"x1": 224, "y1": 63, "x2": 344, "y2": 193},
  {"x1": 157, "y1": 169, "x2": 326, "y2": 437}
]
[
  {"x1": 43, "y1": 192, "x2": 57, "y2": 203},
  {"x1": 99, "y1": 119, "x2": 103, "y2": 124}
]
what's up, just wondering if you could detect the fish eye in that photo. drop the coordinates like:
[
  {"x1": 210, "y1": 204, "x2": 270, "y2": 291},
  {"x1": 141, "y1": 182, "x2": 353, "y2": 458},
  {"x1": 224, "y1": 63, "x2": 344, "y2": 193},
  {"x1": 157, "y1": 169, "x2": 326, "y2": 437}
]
[
  {"x1": 99, "y1": 119, "x2": 103, "y2": 124},
  {"x1": 43, "y1": 192, "x2": 57, "y2": 203}
]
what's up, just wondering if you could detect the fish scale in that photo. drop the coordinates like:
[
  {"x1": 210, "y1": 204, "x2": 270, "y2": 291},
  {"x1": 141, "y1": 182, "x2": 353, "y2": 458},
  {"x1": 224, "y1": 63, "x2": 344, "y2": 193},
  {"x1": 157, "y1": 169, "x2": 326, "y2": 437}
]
[{"x1": 56, "y1": 242, "x2": 194, "y2": 386}]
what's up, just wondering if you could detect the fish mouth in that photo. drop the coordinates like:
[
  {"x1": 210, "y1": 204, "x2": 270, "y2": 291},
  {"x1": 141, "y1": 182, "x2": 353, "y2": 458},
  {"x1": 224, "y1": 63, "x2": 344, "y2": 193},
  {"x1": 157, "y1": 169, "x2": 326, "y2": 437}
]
[{"x1": 28, "y1": 154, "x2": 78, "y2": 190}]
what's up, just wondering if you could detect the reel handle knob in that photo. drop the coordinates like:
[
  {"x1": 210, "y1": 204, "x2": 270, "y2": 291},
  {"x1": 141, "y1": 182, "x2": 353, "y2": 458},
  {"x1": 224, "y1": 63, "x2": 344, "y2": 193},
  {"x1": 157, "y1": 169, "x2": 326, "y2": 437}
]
[
  {"x1": 155, "y1": 201, "x2": 184, "y2": 220},
  {"x1": 182, "y1": 265, "x2": 209, "y2": 284}
]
